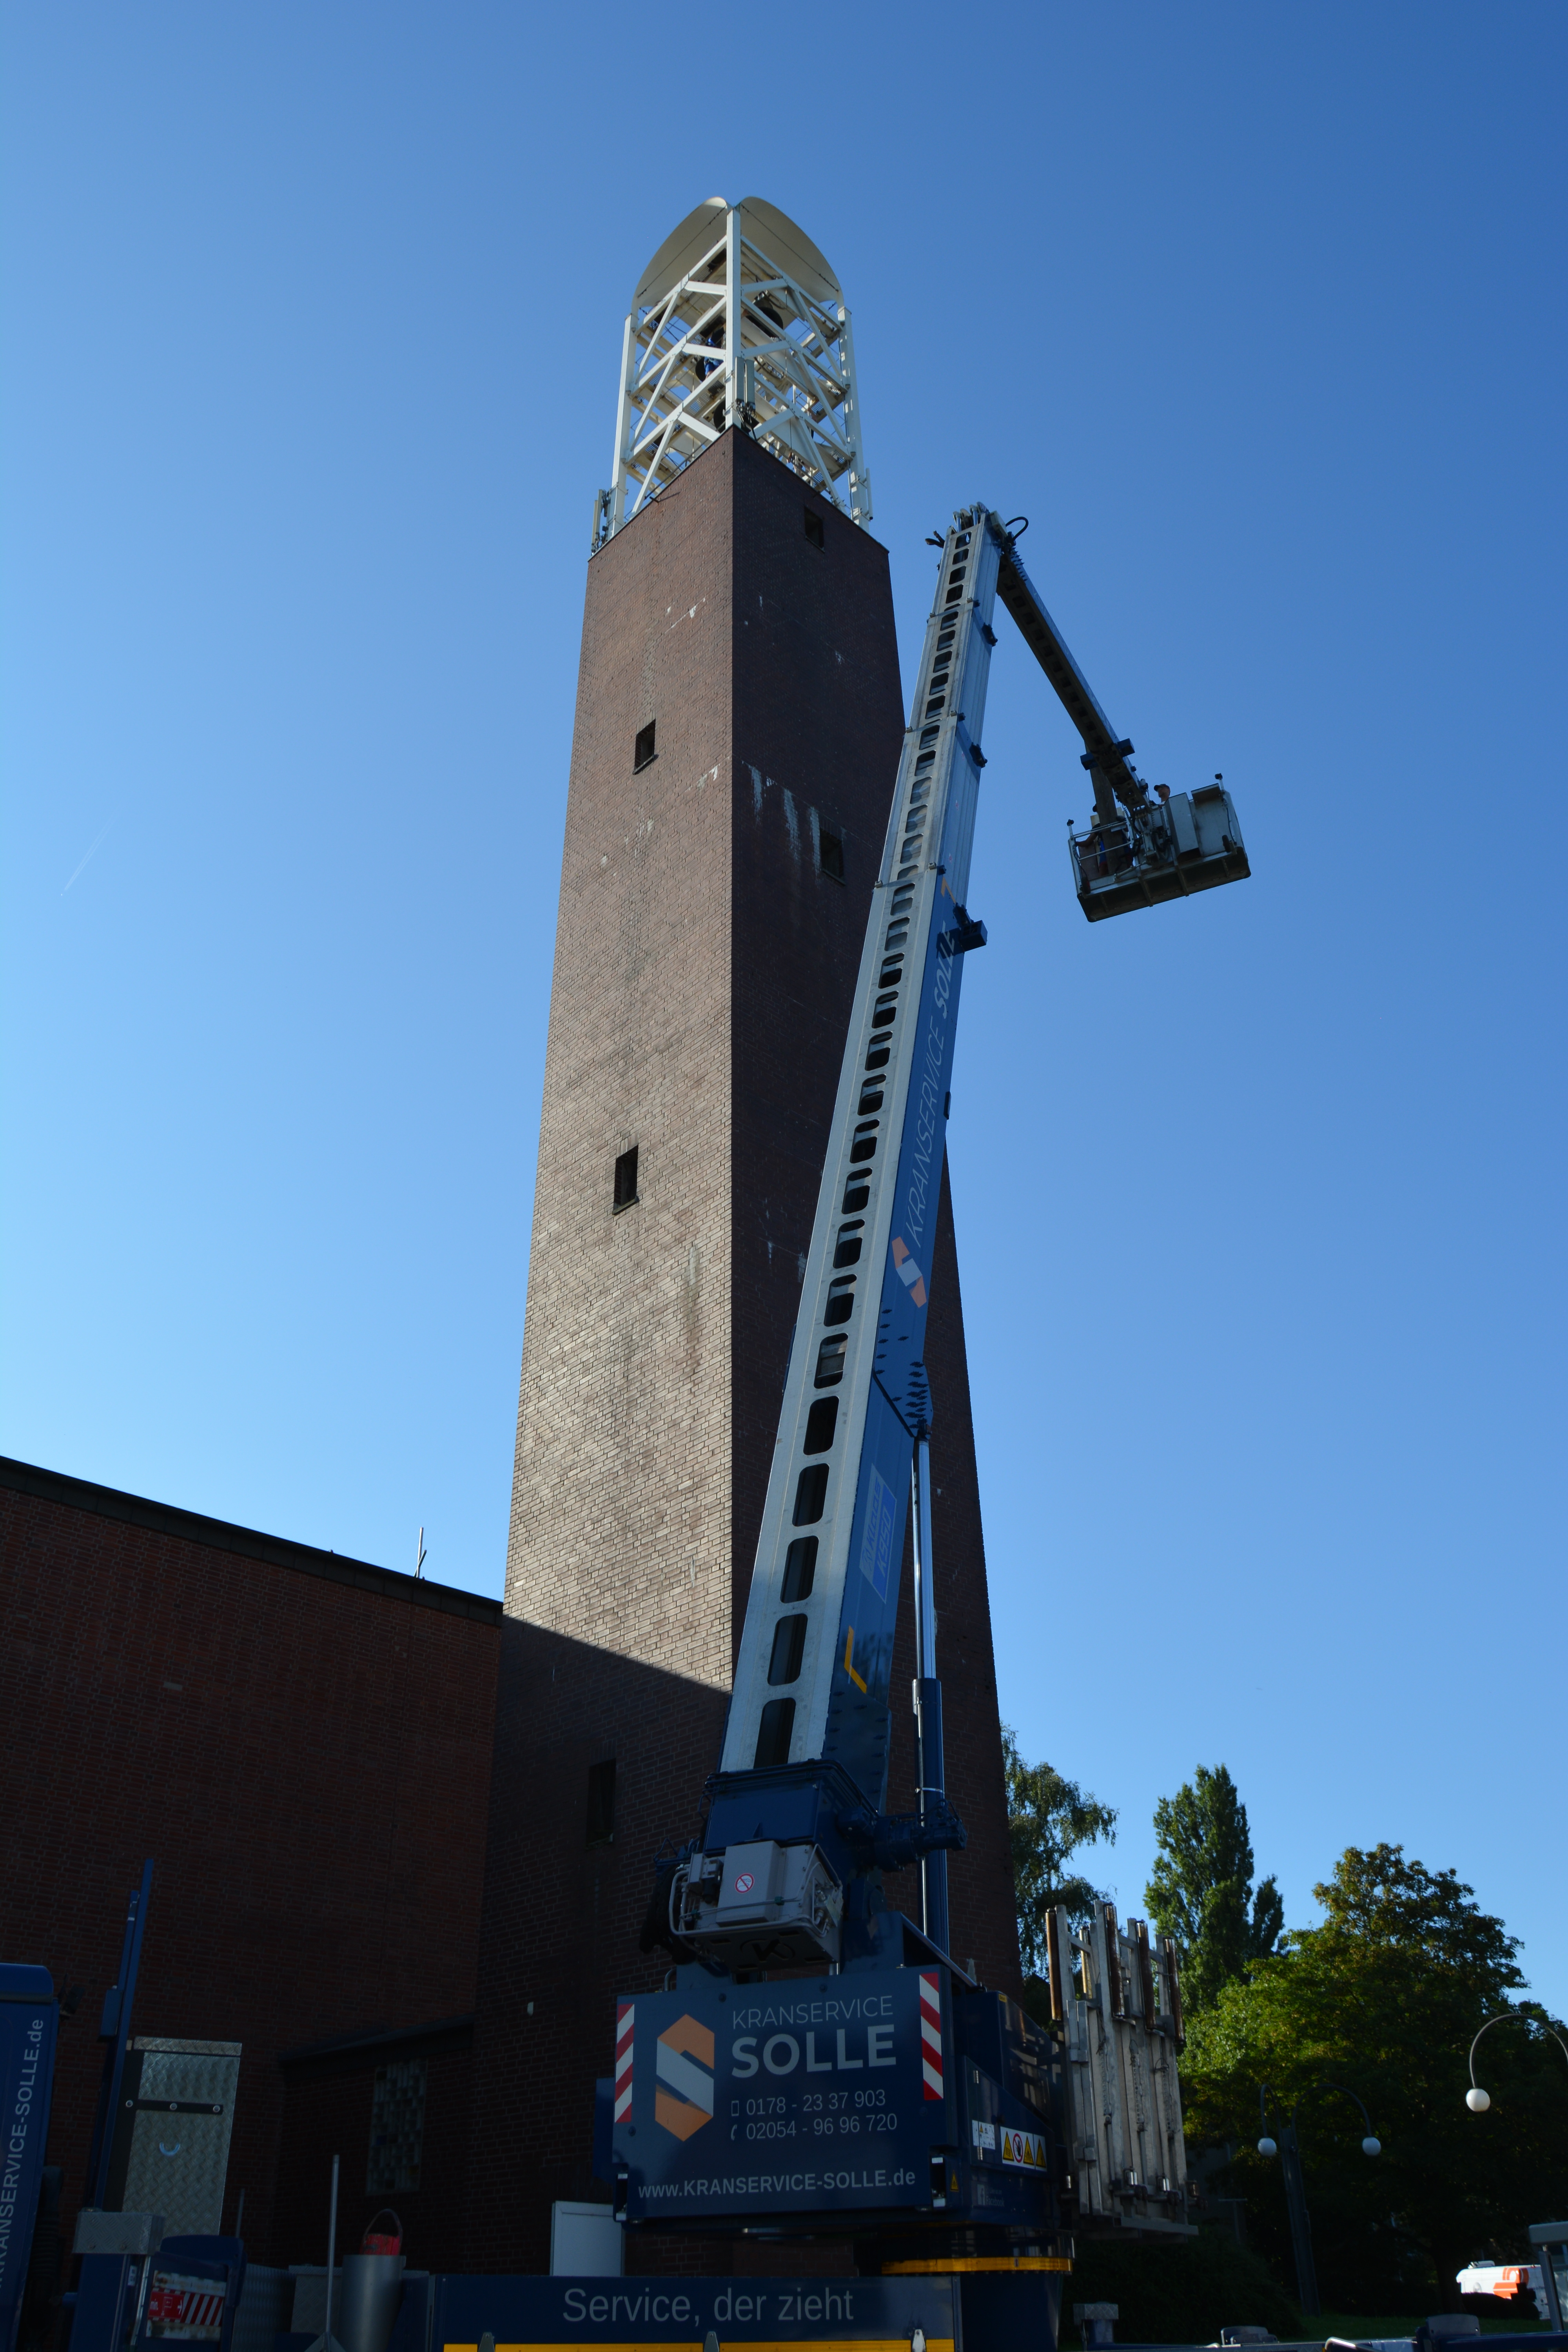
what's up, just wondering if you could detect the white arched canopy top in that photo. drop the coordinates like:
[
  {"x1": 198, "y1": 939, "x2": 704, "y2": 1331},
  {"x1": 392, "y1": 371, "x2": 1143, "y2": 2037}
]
[{"x1": 633, "y1": 196, "x2": 843, "y2": 312}]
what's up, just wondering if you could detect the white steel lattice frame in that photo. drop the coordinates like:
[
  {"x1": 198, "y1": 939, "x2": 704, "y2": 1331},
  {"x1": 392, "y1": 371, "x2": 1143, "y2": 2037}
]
[{"x1": 595, "y1": 205, "x2": 870, "y2": 548}]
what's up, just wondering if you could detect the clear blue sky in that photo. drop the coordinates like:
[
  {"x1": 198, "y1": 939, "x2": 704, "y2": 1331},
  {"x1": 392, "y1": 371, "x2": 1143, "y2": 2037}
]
[{"x1": 4, "y1": 5, "x2": 1563, "y2": 2027}]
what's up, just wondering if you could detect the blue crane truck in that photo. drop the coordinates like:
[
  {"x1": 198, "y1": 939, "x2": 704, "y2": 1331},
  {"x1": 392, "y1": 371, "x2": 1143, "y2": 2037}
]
[{"x1": 603, "y1": 507, "x2": 1248, "y2": 2303}]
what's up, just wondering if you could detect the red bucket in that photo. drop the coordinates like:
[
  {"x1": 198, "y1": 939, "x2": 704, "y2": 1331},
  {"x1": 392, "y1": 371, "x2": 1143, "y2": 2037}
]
[{"x1": 361, "y1": 2210, "x2": 403, "y2": 2257}]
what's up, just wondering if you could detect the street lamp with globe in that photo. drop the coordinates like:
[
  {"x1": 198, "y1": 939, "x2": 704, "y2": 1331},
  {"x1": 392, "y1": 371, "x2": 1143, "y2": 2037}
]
[
  {"x1": 1465, "y1": 2012, "x2": 1568, "y2": 2112},
  {"x1": 1256, "y1": 2080, "x2": 1380, "y2": 2316}
]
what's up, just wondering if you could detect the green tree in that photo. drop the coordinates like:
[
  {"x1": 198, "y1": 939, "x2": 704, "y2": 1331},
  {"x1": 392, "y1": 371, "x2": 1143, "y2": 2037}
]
[
  {"x1": 1001, "y1": 1724, "x2": 1117, "y2": 1973},
  {"x1": 1180, "y1": 1844, "x2": 1568, "y2": 2313},
  {"x1": 1146, "y1": 1763, "x2": 1283, "y2": 2013}
]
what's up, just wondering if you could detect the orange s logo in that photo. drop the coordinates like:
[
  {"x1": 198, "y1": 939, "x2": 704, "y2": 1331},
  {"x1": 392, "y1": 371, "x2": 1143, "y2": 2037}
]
[{"x1": 655, "y1": 2015, "x2": 714, "y2": 2140}]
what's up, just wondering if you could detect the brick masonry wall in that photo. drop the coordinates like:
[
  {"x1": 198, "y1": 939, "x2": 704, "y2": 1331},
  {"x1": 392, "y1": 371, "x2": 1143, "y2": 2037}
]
[
  {"x1": 502, "y1": 432, "x2": 741, "y2": 1686},
  {"x1": 471, "y1": 432, "x2": 1021, "y2": 2272},
  {"x1": 0, "y1": 1464, "x2": 498, "y2": 2267}
]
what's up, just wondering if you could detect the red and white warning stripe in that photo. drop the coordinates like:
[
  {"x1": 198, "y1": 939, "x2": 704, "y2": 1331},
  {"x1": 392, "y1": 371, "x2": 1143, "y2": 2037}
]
[
  {"x1": 919, "y1": 1970, "x2": 944, "y2": 2102},
  {"x1": 147, "y1": 2277, "x2": 228, "y2": 2338},
  {"x1": 614, "y1": 1999, "x2": 635, "y2": 2122}
]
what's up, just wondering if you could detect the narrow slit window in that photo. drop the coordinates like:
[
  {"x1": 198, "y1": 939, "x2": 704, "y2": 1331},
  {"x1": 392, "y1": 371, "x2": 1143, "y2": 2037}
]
[
  {"x1": 782, "y1": 1535, "x2": 818, "y2": 1600},
  {"x1": 585, "y1": 1757, "x2": 616, "y2": 1845},
  {"x1": 856, "y1": 1082, "x2": 882, "y2": 1115},
  {"x1": 613, "y1": 1147, "x2": 639, "y2": 1212},
  {"x1": 824, "y1": 1278, "x2": 855, "y2": 1326},
  {"x1": 803, "y1": 508, "x2": 824, "y2": 549},
  {"x1": 818, "y1": 829, "x2": 845, "y2": 882},
  {"x1": 803, "y1": 1396, "x2": 838, "y2": 1454},
  {"x1": 834, "y1": 1224, "x2": 864, "y2": 1266},
  {"x1": 793, "y1": 1464, "x2": 829, "y2": 1524},
  {"x1": 755, "y1": 1696, "x2": 795, "y2": 1768},
  {"x1": 633, "y1": 721, "x2": 656, "y2": 771},
  {"x1": 768, "y1": 1614, "x2": 808, "y2": 1685},
  {"x1": 841, "y1": 1178, "x2": 870, "y2": 1213},
  {"x1": 814, "y1": 1336, "x2": 846, "y2": 1387}
]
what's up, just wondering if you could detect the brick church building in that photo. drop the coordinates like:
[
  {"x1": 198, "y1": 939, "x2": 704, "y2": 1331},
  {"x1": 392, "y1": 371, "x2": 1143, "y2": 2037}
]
[{"x1": 3, "y1": 200, "x2": 1020, "y2": 2283}]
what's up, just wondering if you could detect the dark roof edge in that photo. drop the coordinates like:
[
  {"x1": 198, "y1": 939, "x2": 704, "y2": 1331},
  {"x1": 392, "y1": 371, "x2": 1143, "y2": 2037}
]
[
  {"x1": 0, "y1": 1457, "x2": 502, "y2": 1626},
  {"x1": 278, "y1": 2014, "x2": 475, "y2": 2067}
]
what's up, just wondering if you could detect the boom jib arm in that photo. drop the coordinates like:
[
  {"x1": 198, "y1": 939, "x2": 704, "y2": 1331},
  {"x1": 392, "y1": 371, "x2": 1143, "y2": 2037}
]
[
  {"x1": 993, "y1": 532, "x2": 1146, "y2": 822},
  {"x1": 995, "y1": 524, "x2": 1250, "y2": 921}
]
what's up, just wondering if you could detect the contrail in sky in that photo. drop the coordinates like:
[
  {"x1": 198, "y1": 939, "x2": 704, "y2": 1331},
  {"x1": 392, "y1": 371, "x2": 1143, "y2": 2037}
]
[{"x1": 62, "y1": 822, "x2": 112, "y2": 895}]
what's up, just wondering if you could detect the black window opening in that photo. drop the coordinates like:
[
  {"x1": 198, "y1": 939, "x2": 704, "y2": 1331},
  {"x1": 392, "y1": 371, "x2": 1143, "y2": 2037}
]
[
  {"x1": 366, "y1": 2058, "x2": 426, "y2": 2196},
  {"x1": 834, "y1": 1223, "x2": 863, "y2": 1267},
  {"x1": 814, "y1": 1335, "x2": 846, "y2": 1388},
  {"x1": 613, "y1": 1146, "x2": 639, "y2": 1212},
  {"x1": 768, "y1": 1613, "x2": 808, "y2": 1686},
  {"x1": 803, "y1": 1396, "x2": 838, "y2": 1454},
  {"x1": 824, "y1": 1278, "x2": 855, "y2": 1326},
  {"x1": 634, "y1": 720, "x2": 656, "y2": 771},
  {"x1": 819, "y1": 829, "x2": 845, "y2": 883},
  {"x1": 586, "y1": 1757, "x2": 616, "y2": 1845},
  {"x1": 841, "y1": 1177, "x2": 869, "y2": 1214},
  {"x1": 782, "y1": 1535, "x2": 817, "y2": 1600},
  {"x1": 804, "y1": 508, "x2": 825, "y2": 549},
  {"x1": 793, "y1": 1463, "x2": 829, "y2": 1525},
  {"x1": 755, "y1": 1696, "x2": 795, "y2": 1769}
]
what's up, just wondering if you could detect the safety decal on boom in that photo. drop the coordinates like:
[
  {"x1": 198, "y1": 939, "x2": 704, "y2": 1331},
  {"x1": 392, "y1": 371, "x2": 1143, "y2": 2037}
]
[
  {"x1": 890, "y1": 1236, "x2": 927, "y2": 1307},
  {"x1": 999, "y1": 2125, "x2": 1047, "y2": 2170},
  {"x1": 857, "y1": 1466, "x2": 898, "y2": 1601}
]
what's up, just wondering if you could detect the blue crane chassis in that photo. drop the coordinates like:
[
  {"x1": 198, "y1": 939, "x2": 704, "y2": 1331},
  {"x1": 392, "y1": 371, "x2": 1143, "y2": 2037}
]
[{"x1": 607, "y1": 1960, "x2": 1062, "y2": 2234}]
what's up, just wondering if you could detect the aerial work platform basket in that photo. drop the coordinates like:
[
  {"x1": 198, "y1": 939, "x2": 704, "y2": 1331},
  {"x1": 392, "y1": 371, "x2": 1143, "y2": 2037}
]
[{"x1": 1069, "y1": 780, "x2": 1249, "y2": 921}]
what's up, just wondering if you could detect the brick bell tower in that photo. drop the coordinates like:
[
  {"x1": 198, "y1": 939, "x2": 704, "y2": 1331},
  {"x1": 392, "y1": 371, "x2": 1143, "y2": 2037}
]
[{"x1": 465, "y1": 199, "x2": 1018, "y2": 2272}]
